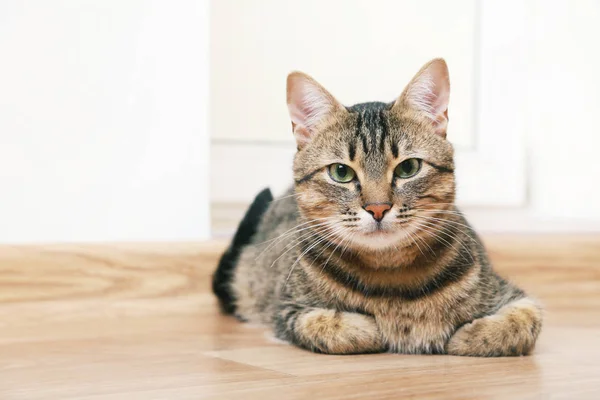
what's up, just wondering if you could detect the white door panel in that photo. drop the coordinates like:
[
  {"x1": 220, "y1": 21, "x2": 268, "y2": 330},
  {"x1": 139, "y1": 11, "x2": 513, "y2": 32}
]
[
  {"x1": 211, "y1": 0, "x2": 527, "y2": 207},
  {"x1": 211, "y1": 0, "x2": 477, "y2": 148}
]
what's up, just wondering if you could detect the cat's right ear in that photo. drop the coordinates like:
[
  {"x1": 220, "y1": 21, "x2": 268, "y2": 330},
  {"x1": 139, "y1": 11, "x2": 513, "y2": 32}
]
[{"x1": 286, "y1": 72, "x2": 344, "y2": 149}]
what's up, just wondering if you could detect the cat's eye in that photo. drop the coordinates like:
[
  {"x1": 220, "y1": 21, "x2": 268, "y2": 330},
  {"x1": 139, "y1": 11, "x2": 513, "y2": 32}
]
[
  {"x1": 328, "y1": 163, "x2": 356, "y2": 183},
  {"x1": 394, "y1": 158, "x2": 422, "y2": 179}
]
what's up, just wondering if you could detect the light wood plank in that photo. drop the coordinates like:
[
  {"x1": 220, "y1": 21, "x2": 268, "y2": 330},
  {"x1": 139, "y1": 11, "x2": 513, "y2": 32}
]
[{"x1": 0, "y1": 236, "x2": 599, "y2": 399}]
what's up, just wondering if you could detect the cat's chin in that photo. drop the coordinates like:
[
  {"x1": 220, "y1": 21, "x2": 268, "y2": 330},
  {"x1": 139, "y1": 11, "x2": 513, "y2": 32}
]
[{"x1": 348, "y1": 228, "x2": 414, "y2": 251}]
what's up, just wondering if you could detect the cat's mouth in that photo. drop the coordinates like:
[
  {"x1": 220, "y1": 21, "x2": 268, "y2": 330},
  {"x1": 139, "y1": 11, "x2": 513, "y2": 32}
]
[
  {"x1": 349, "y1": 224, "x2": 415, "y2": 251},
  {"x1": 363, "y1": 224, "x2": 393, "y2": 236},
  {"x1": 363, "y1": 231, "x2": 391, "y2": 239}
]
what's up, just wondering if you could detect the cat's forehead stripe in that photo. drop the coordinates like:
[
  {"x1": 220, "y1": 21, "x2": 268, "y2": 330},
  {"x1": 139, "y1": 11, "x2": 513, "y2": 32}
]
[
  {"x1": 379, "y1": 109, "x2": 389, "y2": 153},
  {"x1": 346, "y1": 102, "x2": 399, "y2": 161},
  {"x1": 345, "y1": 105, "x2": 399, "y2": 177}
]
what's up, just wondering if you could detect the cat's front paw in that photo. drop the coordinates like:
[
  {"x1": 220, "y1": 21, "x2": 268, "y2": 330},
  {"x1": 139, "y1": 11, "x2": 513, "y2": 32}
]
[
  {"x1": 446, "y1": 298, "x2": 542, "y2": 357},
  {"x1": 295, "y1": 309, "x2": 384, "y2": 354}
]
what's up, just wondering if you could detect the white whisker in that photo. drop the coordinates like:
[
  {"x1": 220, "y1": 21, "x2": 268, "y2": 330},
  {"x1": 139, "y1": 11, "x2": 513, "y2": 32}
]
[
  {"x1": 254, "y1": 217, "x2": 336, "y2": 259},
  {"x1": 412, "y1": 217, "x2": 475, "y2": 264},
  {"x1": 283, "y1": 226, "x2": 345, "y2": 287},
  {"x1": 267, "y1": 223, "x2": 336, "y2": 269},
  {"x1": 320, "y1": 229, "x2": 354, "y2": 273},
  {"x1": 270, "y1": 192, "x2": 302, "y2": 203},
  {"x1": 415, "y1": 214, "x2": 474, "y2": 233},
  {"x1": 403, "y1": 227, "x2": 423, "y2": 257}
]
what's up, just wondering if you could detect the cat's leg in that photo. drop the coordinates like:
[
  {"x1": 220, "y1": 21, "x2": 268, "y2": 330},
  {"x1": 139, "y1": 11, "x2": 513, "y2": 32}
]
[
  {"x1": 274, "y1": 304, "x2": 384, "y2": 354},
  {"x1": 446, "y1": 297, "x2": 542, "y2": 357}
]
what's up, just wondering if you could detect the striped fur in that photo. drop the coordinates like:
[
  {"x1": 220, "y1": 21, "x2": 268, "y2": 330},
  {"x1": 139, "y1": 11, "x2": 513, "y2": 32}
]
[{"x1": 222, "y1": 59, "x2": 542, "y2": 356}]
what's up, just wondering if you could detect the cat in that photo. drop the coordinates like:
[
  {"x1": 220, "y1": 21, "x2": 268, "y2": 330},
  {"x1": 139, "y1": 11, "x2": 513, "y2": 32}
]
[{"x1": 213, "y1": 59, "x2": 542, "y2": 356}]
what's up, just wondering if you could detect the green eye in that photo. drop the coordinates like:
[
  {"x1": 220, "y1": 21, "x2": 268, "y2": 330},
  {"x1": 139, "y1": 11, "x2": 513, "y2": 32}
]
[
  {"x1": 328, "y1": 163, "x2": 356, "y2": 183},
  {"x1": 394, "y1": 158, "x2": 422, "y2": 179}
]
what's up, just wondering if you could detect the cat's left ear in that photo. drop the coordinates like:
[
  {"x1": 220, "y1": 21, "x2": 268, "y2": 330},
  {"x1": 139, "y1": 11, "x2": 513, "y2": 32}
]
[
  {"x1": 287, "y1": 72, "x2": 345, "y2": 149},
  {"x1": 394, "y1": 58, "x2": 450, "y2": 138}
]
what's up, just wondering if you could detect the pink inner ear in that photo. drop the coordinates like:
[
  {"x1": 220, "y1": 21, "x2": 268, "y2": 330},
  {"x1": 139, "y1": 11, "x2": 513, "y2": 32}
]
[
  {"x1": 287, "y1": 73, "x2": 339, "y2": 148},
  {"x1": 292, "y1": 88, "x2": 331, "y2": 132},
  {"x1": 289, "y1": 93, "x2": 316, "y2": 129},
  {"x1": 293, "y1": 124, "x2": 312, "y2": 147},
  {"x1": 422, "y1": 89, "x2": 439, "y2": 113},
  {"x1": 404, "y1": 61, "x2": 450, "y2": 138},
  {"x1": 408, "y1": 73, "x2": 449, "y2": 118},
  {"x1": 289, "y1": 104, "x2": 306, "y2": 128},
  {"x1": 432, "y1": 86, "x2": 449, "y2": 116}
]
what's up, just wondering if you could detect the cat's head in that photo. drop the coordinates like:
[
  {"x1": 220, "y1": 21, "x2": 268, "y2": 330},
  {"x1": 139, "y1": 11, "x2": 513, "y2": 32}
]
[{"x1": 287, "y1": 59, "x2": 455, "y2": 251}]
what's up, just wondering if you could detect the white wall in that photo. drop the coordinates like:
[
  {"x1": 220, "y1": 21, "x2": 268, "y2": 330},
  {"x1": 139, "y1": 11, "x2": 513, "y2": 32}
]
[
  {"x1": 209, "y1": 0, "x2": 528, "y2": 208},
  {"x1": 466, "y1": 0, "x2": 600, "y2": 232},
  {"x1": 0, "y1": 1, "x2": 210, "y2": 243},
  {"x1": 209, "y1": 0, "x2": 600, "y2": 233},
  {"x1": 527, "y1": 0, "x2": 600, "y2": 223},
  {"x1": 211, "y1": 0, "x2": 477, "y2": 148}
]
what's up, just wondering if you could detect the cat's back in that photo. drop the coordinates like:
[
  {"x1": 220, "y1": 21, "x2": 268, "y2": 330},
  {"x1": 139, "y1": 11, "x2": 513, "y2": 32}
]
[
  {"x1": 232, "y1": 188, "x2": 301, "y2": 323},
  {"x1": 249, "y1": 188, "x2": 300, "y2": 245}
]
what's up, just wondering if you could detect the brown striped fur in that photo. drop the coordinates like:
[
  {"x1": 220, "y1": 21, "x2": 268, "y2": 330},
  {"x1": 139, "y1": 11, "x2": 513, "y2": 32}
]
[{"x1": 222, "y1": 59, "x2": 542, "y2": 356}]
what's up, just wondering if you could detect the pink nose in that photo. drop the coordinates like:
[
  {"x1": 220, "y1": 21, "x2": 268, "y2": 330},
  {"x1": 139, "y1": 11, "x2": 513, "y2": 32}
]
[{"x1": 363, "y1": 203, "x2": 392, "y2": 222}]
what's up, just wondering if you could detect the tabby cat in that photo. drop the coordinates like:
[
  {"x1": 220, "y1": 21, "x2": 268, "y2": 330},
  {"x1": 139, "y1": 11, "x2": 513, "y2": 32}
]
[{"x1": 213, "y1": 59, "x2": 542, "y2": 356}]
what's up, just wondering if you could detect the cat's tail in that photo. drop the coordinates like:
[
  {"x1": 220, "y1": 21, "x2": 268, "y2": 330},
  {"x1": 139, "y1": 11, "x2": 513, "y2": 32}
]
[{"x1": 212, "y1": 187, "x2": 273, "y2": 315}]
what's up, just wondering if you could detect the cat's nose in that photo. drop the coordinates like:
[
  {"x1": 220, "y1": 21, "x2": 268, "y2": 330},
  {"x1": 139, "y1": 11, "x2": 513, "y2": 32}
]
[{"x1": 363, "y1": 202, "x2": 392, "y2": 222}]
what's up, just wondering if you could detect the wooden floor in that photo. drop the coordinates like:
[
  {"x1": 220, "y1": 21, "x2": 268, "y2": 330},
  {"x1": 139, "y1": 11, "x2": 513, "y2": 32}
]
[{"x1": 1, "y1": 236, "x2": 599, "y2": 399}]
